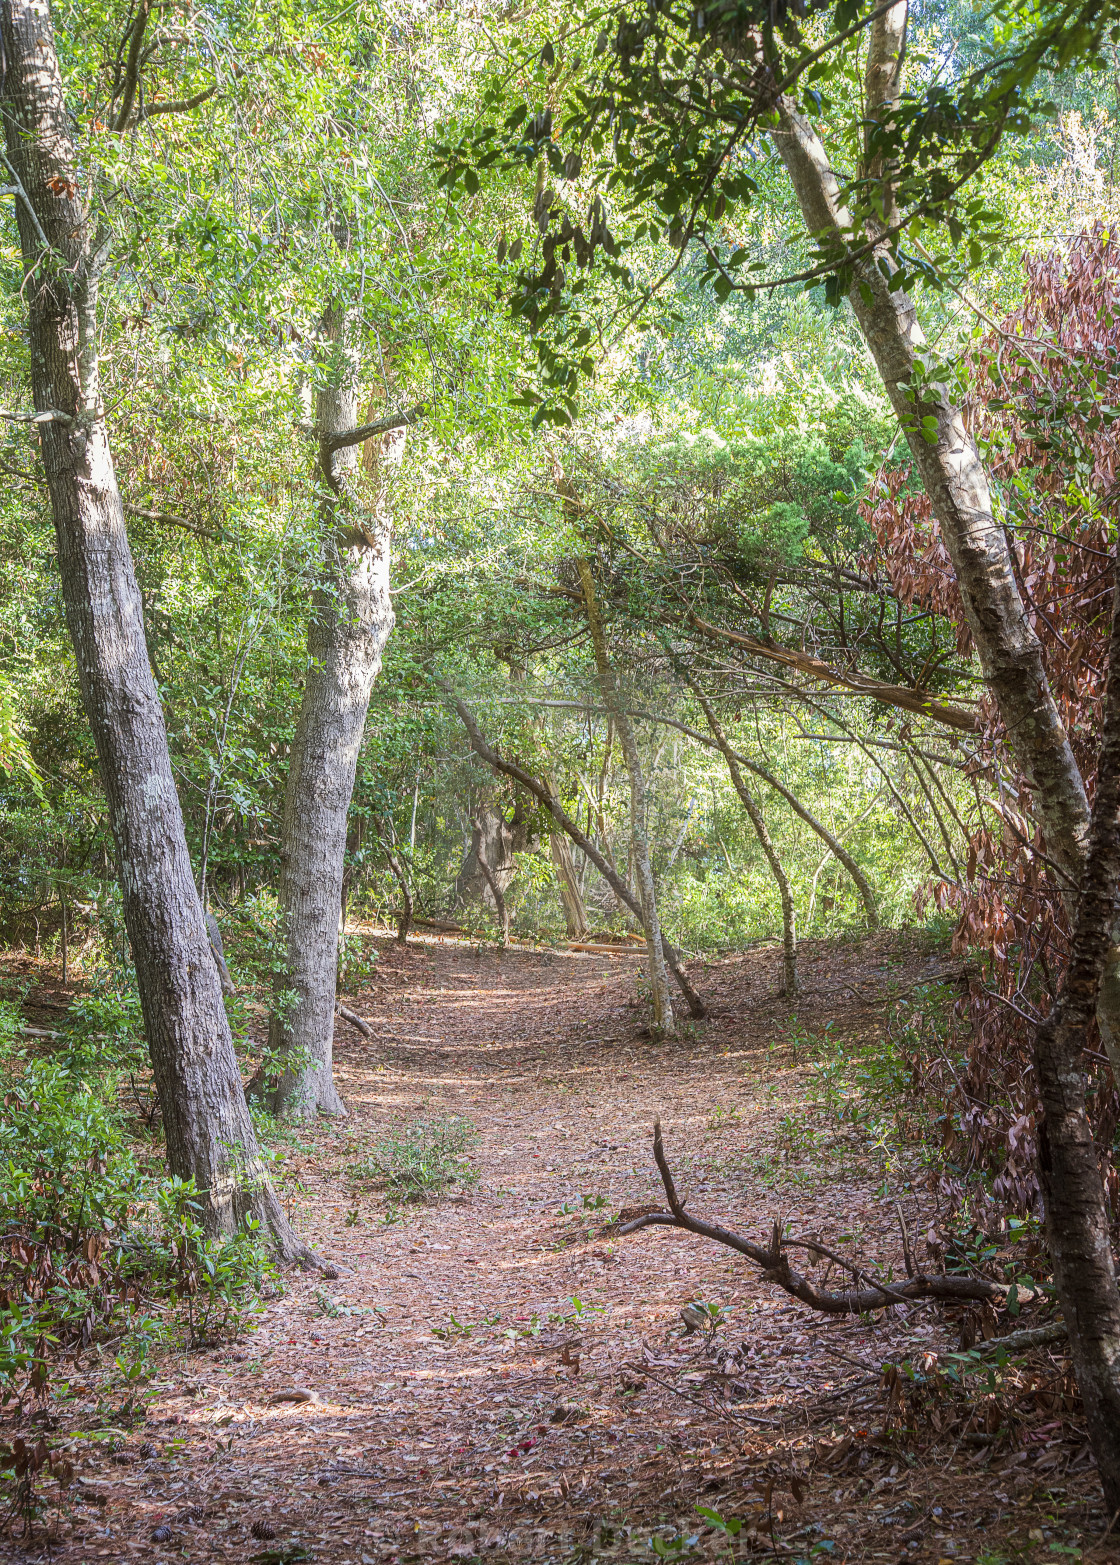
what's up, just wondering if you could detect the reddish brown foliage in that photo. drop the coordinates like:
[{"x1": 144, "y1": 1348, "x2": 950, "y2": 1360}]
[{"x1": 863, "y1": 226, "x2": 1120, "y2": 1215}]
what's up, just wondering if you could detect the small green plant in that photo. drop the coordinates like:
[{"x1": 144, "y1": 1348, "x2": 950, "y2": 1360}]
[
  {"x1": 349, "y1": 1115, "x2": 478, "y2": 1203},
  {"x1": 157, "y1": 1178, "x2": 276, "y2": 1347},
  {"x1": 649, "y1": 1530, "x2": 700, "y2": 1558},
  {"x1": 695, "y1": 1505, "x2": 742, "y2": 1538},
  {"x1": 431, "y1": 1309, "x2": 500, "y2": 1340},
  {"x1": 558, "y1": 1192, "x2": 608, "y2": 1215}
]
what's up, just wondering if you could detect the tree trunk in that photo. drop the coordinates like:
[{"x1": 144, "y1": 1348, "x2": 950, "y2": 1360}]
[
  {"x1": 378, "y1": 837, "x2": 413, "y2": 945},
  {"x1": 772, "y1": 7, "x2": 1120, "y2": 1498},
  {"x1": 551, "y1": 828, "x2": 590, "y2": 939},
  {"x1": 577, "y1": 560, "x2": 676, "y2": 1037},
  {"x1": 771, "y1": 11, "x2": 1120, "y2": 1071},
  {"x1": 472, "y1": 818, "x2": 511, "y2": 945},
  {"x1": 455, "y1": 804, "x2": 522, "y2": 909},
  {"x1": 439, "y1": 680, "x2": 707, "y2": 1018},
  {"x1": 0, "y1": 0, "x2": 305, "y2": 1254},
  {"x1": 264, "y1": 307, "x2": 397, "y2": 1119},
  {"x1": 689, "y1": 682, "x2": 798, "y2": 997},
  {"x1": 1032, "y1": 547, "x2": 1120, "y2": 1512},
  {"x1": 772, "y1": 94, "x2": 1091, "y2": 886}
]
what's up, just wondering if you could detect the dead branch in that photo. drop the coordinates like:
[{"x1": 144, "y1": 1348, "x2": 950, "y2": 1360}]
[
  {"x1": 618, "y1": 1120, "x2": 1036, "y2": 1316},
  {"x1": 335, "y1": 1002, "x2": 373, "y2": 1039}
]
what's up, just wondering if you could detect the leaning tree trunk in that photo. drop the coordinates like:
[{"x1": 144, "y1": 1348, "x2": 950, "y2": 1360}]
[
  {"x1": 772, "y1": 2, "x2": 1120, "y2": 1496},
  {"x1": 1031, "y1": 546, "x2": 1120, "y2": 1512},
  {"x1": 0, "y1": 0, "x2": 305, "y2": 1254},
  {"x1": 690, "y1": 682, "x2": 798, "y2": 997},
  {"x1": 264, "y1": 308, "x2": 397, "y2": 1119},
  {"x1": 577, "y1": 560, "x2": 675, "y2": 1037},
  {"x1": 772, "y1": 65, "x2": 1090, "y2": 885},
  {"x1": 770, "y1": 7, "x2": 1120, "y2": 1080}
]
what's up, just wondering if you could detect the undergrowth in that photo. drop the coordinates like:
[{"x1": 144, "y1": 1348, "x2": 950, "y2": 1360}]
[
  {"x1": 0, "y1": 996, "x2": 276, "y2": 1426},
  {"x1": 349, "y1": 1114, "x2": 479, "y2": 1207}
]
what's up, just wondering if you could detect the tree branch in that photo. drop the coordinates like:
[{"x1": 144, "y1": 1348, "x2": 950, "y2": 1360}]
[
  {"x1": 335, "y1": 1002, "x2": 373, "y2": 1039},
  {"x1": 619, "y1": 1120, "x2": 1038, "y2": 1316},
  {"x1": 322, "y1": 400, "x2": 429, "y2": 454},
  {"x1": 138, "y1": 82, "x2": 219, "y2": 121},
  {"x1": 690, "y1": 613, "x2": 980, "y2": 732}
]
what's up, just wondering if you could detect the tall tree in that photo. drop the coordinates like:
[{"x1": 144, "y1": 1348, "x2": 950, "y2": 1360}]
[
  {"x1": 0, "y1": 0, "x2": 305, "y2": 1253},
  {"x1": 263, "y1": 305, "x2": 419, "y2": 1119},
  {"x1": 1031, "y1": 543, "x2": 1120, "y2": 1511}
]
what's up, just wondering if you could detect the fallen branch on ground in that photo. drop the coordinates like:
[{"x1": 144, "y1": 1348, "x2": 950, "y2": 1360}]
[
  {"x1": 335, "y1": 1003, "x2": 373, "y2": 1039},
  {"x1": 618, "y1": 1120, "x2": 1039, "y2": 1316}
]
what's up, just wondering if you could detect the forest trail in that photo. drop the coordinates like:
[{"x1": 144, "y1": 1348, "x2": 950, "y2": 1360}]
[{"x1": 45, "y1": 936, "x2": 1109, "y2": 1565}]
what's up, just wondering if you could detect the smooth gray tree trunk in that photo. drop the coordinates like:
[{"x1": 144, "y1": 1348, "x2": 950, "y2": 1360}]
[
  {"x1": 0, "y1": 0, "x2": 306, "y2": 1255},
  {"x1": 264, "y1": 308, "x2": 396, "y2": 1118}
]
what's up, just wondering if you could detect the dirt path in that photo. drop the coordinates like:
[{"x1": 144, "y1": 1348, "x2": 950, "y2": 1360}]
[{"x1": 33, "y1": 935, "x2": 1112, "y2": 1563}]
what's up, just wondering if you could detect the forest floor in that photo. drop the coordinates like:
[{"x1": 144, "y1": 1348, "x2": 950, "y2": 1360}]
[{"x1": 8, "y1": 931, "x2": 1118, "y2": 1565}]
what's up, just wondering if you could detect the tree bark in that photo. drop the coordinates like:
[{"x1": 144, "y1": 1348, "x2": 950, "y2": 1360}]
[
  {"x1": 0, "y1": 0, "x2": 305, "y2": 1254},
  {"x1": 689, "y1": 681, "x2": 799, "y2": 997},
  {"x1": 264, "y1": 308, "x2": 397, "y2": 1119},
  {"x1": 1032, "y1": 546, "x2": 1120, "y2": 1513},
  {"x1": 861, "y1": 0, "x2": 907, "y2": 227},
  {"x1": 438, "y1": 680, "x2": 707, "y2": 1019},
  {"x1": 472, "y1": 818, "x2": 511, "y2": 945},
  {"x1": 454, "y1": 804, "x2": 525, "y2": 908},
  {"x1": 577, "y1": 560, "x2": 676, "y2": 1037},
  {"x1": 551, "y1": 828, "x2": 590, "y2": 939},
  {"x1": 771, "y1": 94, "x2": 1091, "y2": 886}
]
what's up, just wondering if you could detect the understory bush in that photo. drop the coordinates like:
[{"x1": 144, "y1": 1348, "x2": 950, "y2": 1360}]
[
  {"x1": 0, "y1": 1009, "x2": 276, "y2": 1411},
  {"x1": 350, "y1": 1114, "x2": 479, "y2": 1205}
]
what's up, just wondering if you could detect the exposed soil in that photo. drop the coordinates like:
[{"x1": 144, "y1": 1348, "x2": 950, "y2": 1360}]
[{"x1": 6, "y1": 933, "x2": 1117, "y2": 1564}]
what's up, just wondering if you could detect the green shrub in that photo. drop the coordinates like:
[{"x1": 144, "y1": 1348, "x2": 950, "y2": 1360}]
[
  {"x1": 350, "y1": 1115, "x2": 479, "y2": 1204},
  {"x1": 0, "y1": 1051, "x2": 274, "y2": 1408}
]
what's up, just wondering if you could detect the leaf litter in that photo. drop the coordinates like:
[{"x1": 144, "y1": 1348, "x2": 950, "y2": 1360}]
[{"x1": 17, "y1": 931, "x2": 1118, "y2": 1564}]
